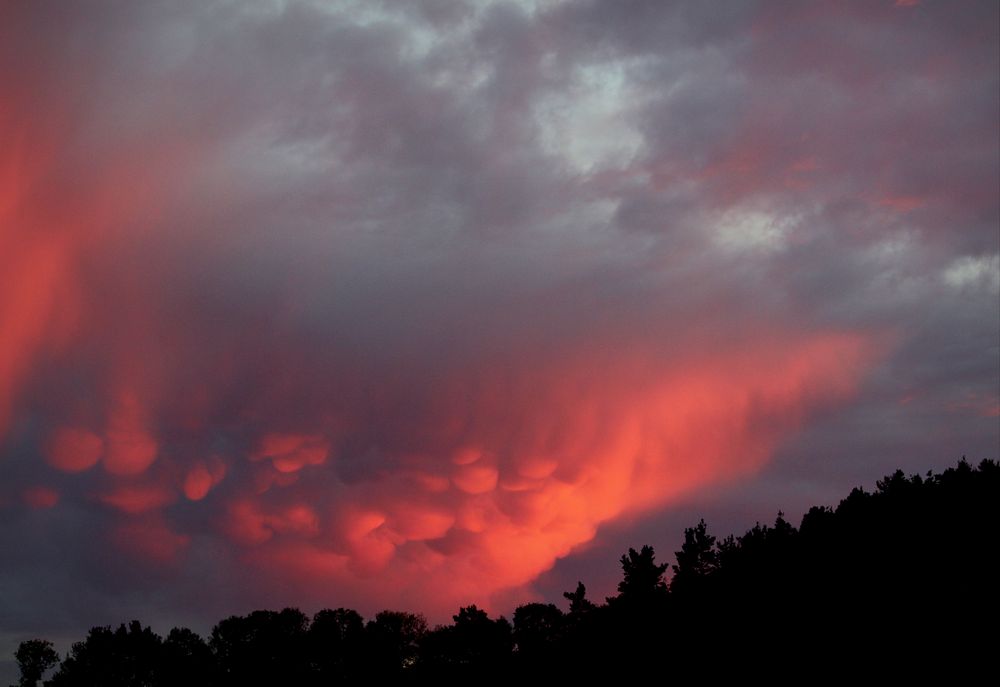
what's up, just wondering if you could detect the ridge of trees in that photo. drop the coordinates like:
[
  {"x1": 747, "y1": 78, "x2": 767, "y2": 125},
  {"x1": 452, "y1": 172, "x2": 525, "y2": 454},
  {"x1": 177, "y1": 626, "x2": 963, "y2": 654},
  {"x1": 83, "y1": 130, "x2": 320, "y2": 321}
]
[{"x1": 13, "y1": 458, "x2": 998, "y2": 685}]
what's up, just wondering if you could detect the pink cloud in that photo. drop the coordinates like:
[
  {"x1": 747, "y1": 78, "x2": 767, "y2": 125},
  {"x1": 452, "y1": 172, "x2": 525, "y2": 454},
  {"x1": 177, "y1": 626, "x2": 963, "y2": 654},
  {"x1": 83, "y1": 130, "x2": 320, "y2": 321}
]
[
  {"x1": 103, "y1": 393, "x2": 158, "y2": 476},
  {"x1": 251, "y1": 434, "x2": 330, "y2": 474},
  {"x1": 44, "y1": 427, "x2": 104, "y2": 473},
  {"x1": 183, "y1": 457, "x2": 227, "y2": 501},
  {"x1": 98, "y1": 484, "x2": 176, "y2": 515},
  {"x1": 194, "y1": 329, "x2": 879, "y2": 615}
]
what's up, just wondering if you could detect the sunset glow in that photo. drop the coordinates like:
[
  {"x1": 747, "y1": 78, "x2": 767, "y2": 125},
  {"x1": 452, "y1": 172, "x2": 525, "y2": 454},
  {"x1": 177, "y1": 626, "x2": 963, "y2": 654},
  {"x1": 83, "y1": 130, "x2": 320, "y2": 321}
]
[{"x1": 1, "y1": 2, "x2": 996, "y2": 673}]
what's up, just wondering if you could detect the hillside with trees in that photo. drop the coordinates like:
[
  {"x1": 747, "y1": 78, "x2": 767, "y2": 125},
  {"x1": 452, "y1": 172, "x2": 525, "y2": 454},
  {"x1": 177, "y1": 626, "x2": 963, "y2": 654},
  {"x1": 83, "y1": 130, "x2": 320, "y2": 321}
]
[{"x1": 13, "y1": 459, "x2": 998, "y2": 685}]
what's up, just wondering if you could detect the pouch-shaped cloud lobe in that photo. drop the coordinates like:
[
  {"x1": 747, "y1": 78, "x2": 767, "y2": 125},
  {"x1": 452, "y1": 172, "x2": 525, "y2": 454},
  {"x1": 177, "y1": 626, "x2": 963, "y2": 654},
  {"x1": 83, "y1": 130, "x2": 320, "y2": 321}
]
[{"x1": 0, "y1": 0, "x2": 996, "y2": 627}]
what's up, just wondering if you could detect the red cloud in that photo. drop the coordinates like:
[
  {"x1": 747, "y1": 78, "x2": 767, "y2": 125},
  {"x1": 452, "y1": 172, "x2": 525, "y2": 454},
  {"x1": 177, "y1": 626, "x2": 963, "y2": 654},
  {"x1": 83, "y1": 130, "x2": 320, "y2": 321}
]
[
  {"x1": 224, "y1": 499, "x2": 322, "y2": 546},
  {"x1": 103, "y1": 393, "x2": 158, "y2": 476},
  {"x1": 98, "y1": 484, "x2": 177, "y2": 515},
  {"x1": 44, "y1": 427, "x2": 104, "y2": 473},
  {"x1": 251, "y1": 434, "x2": 329, "y2": 474},
  {"x1": 183, "y1": 458, "x2": 227, "y2": 501}
]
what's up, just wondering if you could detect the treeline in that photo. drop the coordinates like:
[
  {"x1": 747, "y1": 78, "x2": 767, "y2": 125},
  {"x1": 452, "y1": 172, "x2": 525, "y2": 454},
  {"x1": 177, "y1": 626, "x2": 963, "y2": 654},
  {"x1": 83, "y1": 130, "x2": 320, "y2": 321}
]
[{"x1": 13, "y1": 459, "x2": 999, "y2": 685}]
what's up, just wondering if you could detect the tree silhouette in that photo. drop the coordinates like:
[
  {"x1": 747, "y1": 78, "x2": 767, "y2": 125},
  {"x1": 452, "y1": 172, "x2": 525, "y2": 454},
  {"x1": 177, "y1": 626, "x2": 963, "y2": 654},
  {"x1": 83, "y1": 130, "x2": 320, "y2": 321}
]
[
  {"x1": 449, "y1": 605, "x2": 512, "y2": 667},
  {"x1": 513, "y1": 603, "x2": 563, "y2": 656},
  {"x1": 417, "y1": 605, "x2": 512, "y2": 678},
  {"x1": 364, "y1": 610, "x2": 427, "y2": 677},
  {"x1": 308, "y1": 608, "x2": 364, "y2": 683},
  {"x1": 47, "y1": 621, "x2": 163, "y2": 687},
  {"x1": 562, "y1": 582, "x2": 595, "y2": 616},
  {"x1": 160, "y1": 628, "x2": 213, "y2": 687},
  {"x1": 614, "y1": 545, "x2": 668, "y2": 604},
  {"x1": 511, "y1": 602, "x2": 564, "y2": 676},
  {"x1": 210, "y1": 608, "x2": 309, "y2": 687},
  {"x1": 13, "y1": 639, "x2": 58, "y2": 687},
  {"x1": 670, "y1": 518, "x2": 718, "y2": 595}
]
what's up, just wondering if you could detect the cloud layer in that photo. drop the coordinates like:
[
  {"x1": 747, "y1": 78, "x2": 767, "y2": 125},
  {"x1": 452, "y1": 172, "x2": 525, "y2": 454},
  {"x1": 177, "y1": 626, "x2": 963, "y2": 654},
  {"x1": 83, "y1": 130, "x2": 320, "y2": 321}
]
[{"x1": 1, "y1": 0, "x2": 996, "y2": 658}]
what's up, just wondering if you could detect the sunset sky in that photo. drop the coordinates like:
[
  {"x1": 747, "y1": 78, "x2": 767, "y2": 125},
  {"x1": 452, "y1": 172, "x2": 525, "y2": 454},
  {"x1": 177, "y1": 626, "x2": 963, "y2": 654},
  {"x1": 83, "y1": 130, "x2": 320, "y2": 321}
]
[{"x1": 1, "y1": 0, "x2": 997, "y2": 673}]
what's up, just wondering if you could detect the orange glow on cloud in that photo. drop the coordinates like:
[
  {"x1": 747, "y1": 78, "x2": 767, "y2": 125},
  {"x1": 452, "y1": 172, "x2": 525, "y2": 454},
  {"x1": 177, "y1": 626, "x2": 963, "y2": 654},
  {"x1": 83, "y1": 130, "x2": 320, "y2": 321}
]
[
  {"x1": 0, "y1": 80, "x2": 886, "y2": 618},
  {"x1": 17, "y1": 322, "x2": 875, "y2": 609},
  {"x1": 224, "y1": 499, "x2": 322, "y2": 546},
  {"x1": 14, "y1": 0, "x2": 988, "y2": 619},
  {"x1": 184, "y1": 465, "x2": 215, "y2": 502},
  {"x1": 211, "y1": 331, "x2": 877, "y2": 614},
  {"x1": 0, "y1": 104, "x2": 68, "y2": 438},
  {"x1": 0, "y1": 232, "x2": 75, "y2": 438},
  {"x1": 103, "y1": 393, "x2": 158, "y2": 476},
  {"x1": 0, "y1": 0, "x2": 995, "y2": 636},
  {"x1": 252, "y1": 434, "x2": 330, "y2": 474},
  {"x1": 183, "y1": 458, "x2": 227, "y2": 501},
  {"x1": 0, "y1": 86, "x2": 182, "y2": 442},
  {"x1": 45, "y1": 427, "x2": 105, "y2": 473},
  {"x1": 452, "y1": 463, "x2": 501, "y2": 495}
]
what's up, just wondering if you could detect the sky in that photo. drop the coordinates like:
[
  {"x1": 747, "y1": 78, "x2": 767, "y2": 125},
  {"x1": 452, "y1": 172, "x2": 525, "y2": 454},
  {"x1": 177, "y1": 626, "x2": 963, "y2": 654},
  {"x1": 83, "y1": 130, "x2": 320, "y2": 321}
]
[{"x1": 1, "y1": 0, "x2": 997, "y2": 674}]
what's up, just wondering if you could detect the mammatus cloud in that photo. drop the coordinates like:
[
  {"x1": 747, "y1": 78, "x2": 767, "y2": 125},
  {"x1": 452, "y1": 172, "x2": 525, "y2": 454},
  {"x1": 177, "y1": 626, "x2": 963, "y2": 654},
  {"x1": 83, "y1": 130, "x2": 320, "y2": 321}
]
[
  {"x1": 203, "y1": 331, "x2": 877, "y2": 612},
  {"x1": 0, "y1": 1, "x2": 996, "y2": 661}
]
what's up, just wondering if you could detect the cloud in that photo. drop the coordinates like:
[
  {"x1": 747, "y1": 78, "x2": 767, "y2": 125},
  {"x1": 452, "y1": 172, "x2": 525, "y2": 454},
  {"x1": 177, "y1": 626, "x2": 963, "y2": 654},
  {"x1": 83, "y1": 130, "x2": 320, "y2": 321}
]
[
  {"x1": 942, "y1": 254, "x2": 1000, "y2": 293},
  {"x1": 44, "y1": 428, "x2": 104, "y2": 473},
  {"x1": 98, "y1": 485, "x2": 177, "y2": 515},
  {"x1": 251, "y1": 434, "x2": 330, "y2": 474},
  {"x1": 0, "y1": 0, "x2": 995, "y2": 649},
  {"x1": 22, "y1": 487, "x2": 60, "y2": 510},
  {"x1": 103, "y1": 394, "x2": 159, "y2": 477},
  {"x1": 183, "y1": 458, "x2": 227, "y2": 501}
]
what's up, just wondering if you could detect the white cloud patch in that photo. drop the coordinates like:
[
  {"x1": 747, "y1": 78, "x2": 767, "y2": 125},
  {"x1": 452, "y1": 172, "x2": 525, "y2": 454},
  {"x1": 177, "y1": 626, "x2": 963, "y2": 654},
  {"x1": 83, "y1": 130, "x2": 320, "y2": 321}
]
[
  {"x1": 535, "y1": 59, "x2": 647, "y2": 174},
  {"x1": 712, "y1": 207, "x2": 799, "y2": 254},
  {"x1": 942, "y1": 254, "x2": 1000, "y2": 293}
]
